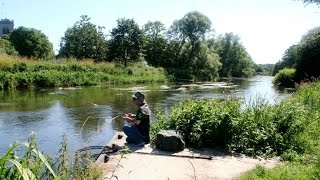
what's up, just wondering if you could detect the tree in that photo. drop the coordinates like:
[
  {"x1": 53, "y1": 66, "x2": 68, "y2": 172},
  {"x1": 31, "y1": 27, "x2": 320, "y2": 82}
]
[
  {"x1": 108, "y1": 18, "x2": 144, "y2": 66},
  {"x1": 214, "y1": 33, "x2": 255, "y2": 77},
  {"x1": 168, "y1": 11, "x2": 212, "y2": 65},
  {"x1": 143, "y1": 21, "x2": 167, "y2": 67},
  {"x1": 190, "y1": 42, "x2": 221, "y2": 80},
  {"x1": 10, "y1": 27, "x2": 54, "y2": 59},
  {"x1": 255, "y1": 64, "x2": 274, "y2": 76},
  {"x1": 0, "y1": 35, "x2": 18, "y2": 55},
  {"x1": 59, "y1": 15, "x2": 108, "y2": 61},
  {"x1": 273, "y1": 45, "x2": 299, "y2": 75},
  {"x1": 164, "y1": 11, "x2": 222, "y2": 80},
  {"x1": 295, "y1": 26, "x2": 320, "y2": 80}
]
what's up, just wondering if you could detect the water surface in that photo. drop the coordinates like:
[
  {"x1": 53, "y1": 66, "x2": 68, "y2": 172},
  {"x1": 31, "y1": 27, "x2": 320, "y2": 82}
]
[{"x1": 0, "y1": 76, "x2": 289, "y2": 156}]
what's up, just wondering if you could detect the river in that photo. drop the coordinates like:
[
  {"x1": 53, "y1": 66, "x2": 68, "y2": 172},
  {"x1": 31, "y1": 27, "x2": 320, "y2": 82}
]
[{"x1": 0, "y1": 76, "x2": 290, "y2": 156}]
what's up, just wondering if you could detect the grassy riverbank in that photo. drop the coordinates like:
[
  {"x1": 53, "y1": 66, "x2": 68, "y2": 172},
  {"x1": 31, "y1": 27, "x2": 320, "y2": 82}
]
[
  {"x1": 151, "y1": 81, "x2": 320, "y2": 178},
  {"x1": 0, "y1": 55, "x2": 168, "y2": 90},
  {"x1": 240, "y1": 82, "x2": 320, "y2": 179}
]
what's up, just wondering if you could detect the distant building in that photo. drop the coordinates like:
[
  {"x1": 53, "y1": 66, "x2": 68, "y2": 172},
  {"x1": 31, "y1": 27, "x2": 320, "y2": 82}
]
[{"x1": 0, "y1": 18, "x2": 14, "y2": 37}]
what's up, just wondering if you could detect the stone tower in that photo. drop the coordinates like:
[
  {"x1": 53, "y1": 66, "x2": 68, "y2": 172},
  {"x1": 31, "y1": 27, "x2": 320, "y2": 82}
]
[{"x1": 0, "y1": 18, "x2": 14, "y2": 37}]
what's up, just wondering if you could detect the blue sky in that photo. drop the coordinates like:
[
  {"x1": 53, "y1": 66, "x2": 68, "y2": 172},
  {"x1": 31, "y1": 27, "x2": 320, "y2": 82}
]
[{"x1": 2, "y1": 0, "x2": 319, "y2": 64}]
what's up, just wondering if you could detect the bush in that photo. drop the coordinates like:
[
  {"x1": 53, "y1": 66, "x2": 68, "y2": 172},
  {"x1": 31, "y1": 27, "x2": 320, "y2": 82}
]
[
  {"x1": 230, "y1": 100, "x2": 277, "y2": 156},
  {"x1": 273, "y1": 68, "x2": 297, "y2": 88},
  {"x1": 152, "y1": 84, "x2": 318, "y2": 157},
  {"x1": 166, "y1": 99, "x2": 240, "y2": 148},
  {"x1": 230, "y1": 99, "x2": 308, "y2": 156}
]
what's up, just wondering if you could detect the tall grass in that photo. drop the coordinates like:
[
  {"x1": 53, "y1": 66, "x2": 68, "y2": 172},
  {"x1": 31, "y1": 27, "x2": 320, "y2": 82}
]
[
  {"x1": 0, "y1": 132, "x2": 101, "y2": 179},
  {"x1": 0, "y1": 54, "x2": 168, "y2": 90}
]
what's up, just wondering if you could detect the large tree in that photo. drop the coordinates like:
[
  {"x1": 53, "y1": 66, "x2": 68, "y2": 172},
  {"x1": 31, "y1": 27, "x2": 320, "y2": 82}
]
[
  {"x1": 168, "y1": 11, "x2": 212, "y2": 65},
  {"x1": 214, "y1": 33, "x2": 255, "y2": 77},
  {"x1": 108, "y1": 18, "x2": 144, "y2": 66},
  {"x1": 10, "y1": 27, "x2": 54, "y2": 59},
  {"x1": 190, "y1": 42, "x2": 221, "y2": 80},
  {"x1": 165, "y1": 11, "x2": 222, "y2": 80},
  {"x1": 273, "y1": 45, "x2": 299, "y2": 75},
  {"x1": 143, "y1": 21, "x2": 167, "y2": 67},
  {"x1": 295, "y1": 26, "x2": 320, "y2": 80},
  {"x1": 59, "y1": 15, "x2": 108, "y2": 61}
]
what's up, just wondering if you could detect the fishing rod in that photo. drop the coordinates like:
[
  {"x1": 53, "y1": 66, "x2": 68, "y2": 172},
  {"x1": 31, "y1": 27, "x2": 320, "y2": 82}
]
[{"x1": 52, "y1": 91, "x2": 99, "y2": 106}]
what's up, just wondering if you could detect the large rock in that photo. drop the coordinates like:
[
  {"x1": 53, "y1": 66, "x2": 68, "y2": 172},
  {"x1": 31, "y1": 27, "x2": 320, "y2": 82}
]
[{"x1": 156, "y1": 130, "x2": 185, "y2": 152}]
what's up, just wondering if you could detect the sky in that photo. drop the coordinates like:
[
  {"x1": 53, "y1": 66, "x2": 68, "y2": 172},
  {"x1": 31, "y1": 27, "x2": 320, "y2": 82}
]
[{"x1": 1, "y1": 0, "x2": 319, "y2": 64}]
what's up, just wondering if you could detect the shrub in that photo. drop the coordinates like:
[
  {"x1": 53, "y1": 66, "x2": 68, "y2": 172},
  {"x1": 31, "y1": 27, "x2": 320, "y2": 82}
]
[
  {"x1": 167, "y1": 99, "x2": 240, "y2": 148},
  {"x1": 230, "y1": 101, "x2": 277, "y2": 156},
  {"x1": 273, "y1": 68, "x2": 297, "y2": 88}
]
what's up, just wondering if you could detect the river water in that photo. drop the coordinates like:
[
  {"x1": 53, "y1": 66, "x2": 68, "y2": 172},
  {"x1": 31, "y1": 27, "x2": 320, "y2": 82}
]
[{"x1": 0, "y1": 76, "x2": 289, "y2": 156}]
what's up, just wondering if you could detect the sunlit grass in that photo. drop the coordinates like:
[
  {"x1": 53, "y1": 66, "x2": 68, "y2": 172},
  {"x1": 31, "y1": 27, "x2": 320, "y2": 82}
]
[{"x1": 0, "y1": 55, "x2": 168, "y2": 90}]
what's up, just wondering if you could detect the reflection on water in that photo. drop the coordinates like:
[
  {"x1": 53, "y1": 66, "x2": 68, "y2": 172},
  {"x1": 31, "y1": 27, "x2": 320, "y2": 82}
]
[{"x1": 0, "y1": 76, "x2": 290, "y2": 156}]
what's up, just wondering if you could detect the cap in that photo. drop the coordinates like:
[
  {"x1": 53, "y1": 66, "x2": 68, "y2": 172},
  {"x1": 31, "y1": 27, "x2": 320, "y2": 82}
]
[{"x1": 132, "y1": 92, "x2": 145, "y2": 103}]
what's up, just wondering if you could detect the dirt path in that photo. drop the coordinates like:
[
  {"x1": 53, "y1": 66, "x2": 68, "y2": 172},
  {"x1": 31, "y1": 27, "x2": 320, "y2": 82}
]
[{"x1": 96, "y1": 132, "x2": 280, "y2": 180}]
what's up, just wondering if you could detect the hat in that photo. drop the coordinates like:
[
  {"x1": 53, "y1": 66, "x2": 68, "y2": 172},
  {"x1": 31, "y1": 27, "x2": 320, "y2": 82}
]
[{"x1": 132, "y1": 92, "x2": 145, "y2": 103}]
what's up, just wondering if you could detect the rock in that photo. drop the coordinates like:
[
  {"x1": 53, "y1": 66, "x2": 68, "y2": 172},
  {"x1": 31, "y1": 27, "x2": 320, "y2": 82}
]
[{"x1": 156, "y1": 130, "x2": 185, "y2": 152}]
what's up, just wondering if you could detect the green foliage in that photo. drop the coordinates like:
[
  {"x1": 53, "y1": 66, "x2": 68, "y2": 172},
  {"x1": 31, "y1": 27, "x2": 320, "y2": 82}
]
[
  {"x1": 108, "y1": 18, "x2": 144, "y2": 66},
  {"x1": 0, "y1": 38, "x2": 18, "y2": 55},
  {"x1": 10, "y1": 26, "x2": 54, "y2": 59},
  {"x1": 273, "y1": 45, "x2": 299, "y2": 75},
  {"x1": 153, "y1": 80, "x2": 320, "y2": 158},
  {"x1": 240, "y1": 162, "x2": 317, "y2": 180},
  {"x1": 214, "y1": 32, "x2": 255, "y2": 78},
  {"x1": 165, "y1": 11, "x2": 221, "y2": 81},
  {"x1": 59, "y1": 15, "x2": 108, "y2": 61},
  {"x1": 150, "y1": 106, "x2": 171, "y2": 142},
  {"x1": 296, "y1": 26, "x2": 320, "y2": 81},
  {"x1": 168, "y1": 11, "x2": 212, "y2": 46},
  {"x1": 273, "y1": 68, "x2": 297, "y2": 88},
  {"x1": 143, "y1": 21, "x2": 168, "y2": 67},
  {"x1": 150, "y1": 80, "x2": 320, "y2": 179},
  {"x1": 255, "y1": 64, "x2": 274, "y2": 76},
  {"x1": 0, "y1": 133, "x2": 57, "y2": 179},
  {"x1": 0, "y1": 55, "x2": 167, "y2": 90},
  {"x1": 0, "y1": 133, "x2": 102, "y2": 179},
  {"x1": 276, "y1": 26, "x2": 320, "y2": 82},
  {"x1": 168, "y1": 11, "x2": 212, "y2": 66},
  {"x1": 190, "y1": 42, "x2": 221, "y2": 81},
  {"x1": 164, "y1": 99, "x2": 240, "y2": 148},
  {"x1": 231, "y1": 98, "x2": 308, "y2": 156}
]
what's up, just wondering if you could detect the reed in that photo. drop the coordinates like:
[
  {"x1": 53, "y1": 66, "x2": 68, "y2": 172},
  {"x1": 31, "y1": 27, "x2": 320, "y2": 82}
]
[{"x1": 0, "y1": 132, "x2": 101, "y2": 179}]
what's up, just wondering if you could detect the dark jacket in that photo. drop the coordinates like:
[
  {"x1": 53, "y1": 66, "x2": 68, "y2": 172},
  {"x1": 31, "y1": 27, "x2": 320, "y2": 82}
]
[{"x1": 135, "y1": 103, "x2": 151, "y2": 143}]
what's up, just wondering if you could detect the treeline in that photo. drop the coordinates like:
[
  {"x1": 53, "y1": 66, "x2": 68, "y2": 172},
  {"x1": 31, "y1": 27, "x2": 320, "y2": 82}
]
[
  {"x1": 273, "y1": 26, "x2": 320, "y2": 88},
  {"x1": 0, "y1": 11, "x2": 256, "y2": 81}
]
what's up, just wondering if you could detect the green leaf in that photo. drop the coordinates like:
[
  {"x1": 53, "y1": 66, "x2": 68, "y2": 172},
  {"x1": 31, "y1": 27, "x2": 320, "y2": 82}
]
[
  {"x1": 7, "y1": 159, "x2": 29, "y2": 180},
  {"x1": 23, "y1": 142, "x2": 57, "y2": 179}
]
